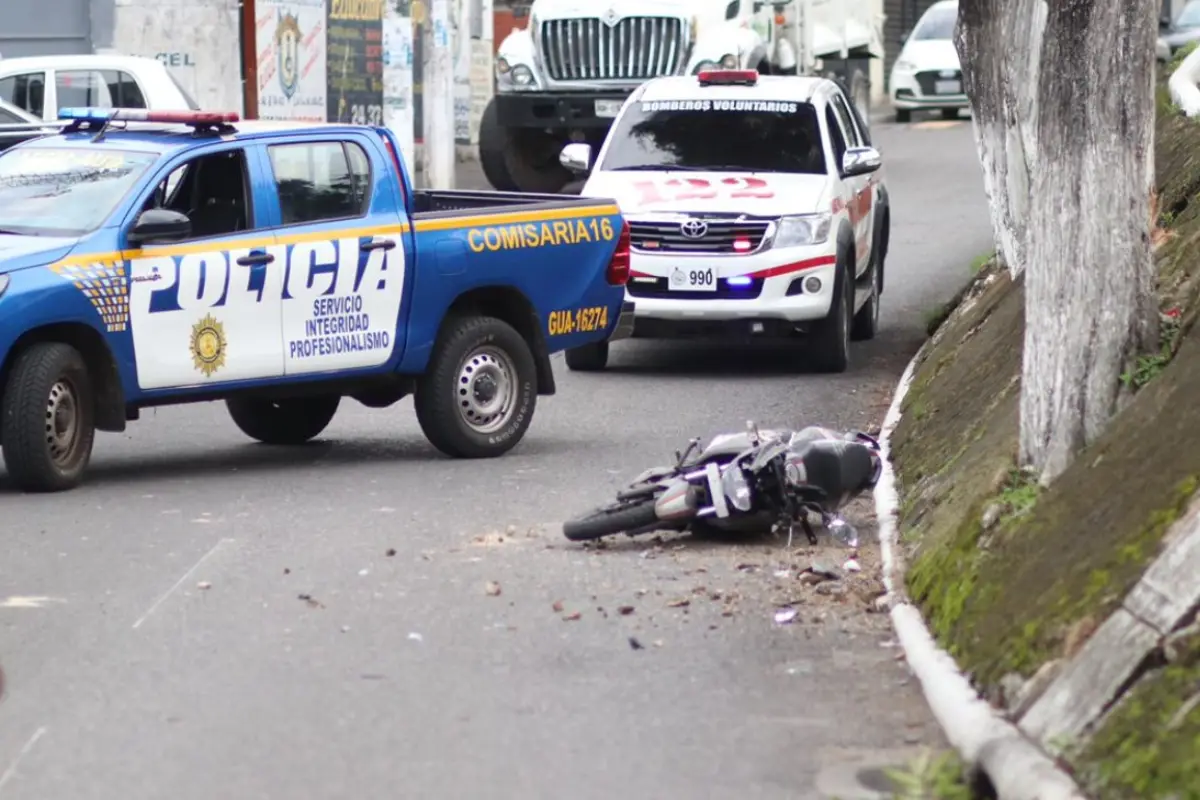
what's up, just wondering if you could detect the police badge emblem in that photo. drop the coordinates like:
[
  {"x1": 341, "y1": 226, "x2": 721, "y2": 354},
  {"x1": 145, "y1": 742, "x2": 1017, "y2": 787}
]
[{"x1": 275, "y1": 11, "x2": 303, "y2": 100}]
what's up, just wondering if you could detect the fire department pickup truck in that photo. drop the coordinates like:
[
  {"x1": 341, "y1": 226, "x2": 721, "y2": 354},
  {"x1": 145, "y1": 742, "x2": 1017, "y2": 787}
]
[
  {"x1": 558, "y1": 68, "x2": 889, "y2": 374},
  {"x1": 0, "y1": 108, "x2": 632, "y2": 492}
]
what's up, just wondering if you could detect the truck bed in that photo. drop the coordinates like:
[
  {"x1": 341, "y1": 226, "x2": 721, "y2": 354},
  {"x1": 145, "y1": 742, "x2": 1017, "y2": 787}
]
[{"x1": 411, "y1": 188, "x2": 606, "y2": 217}]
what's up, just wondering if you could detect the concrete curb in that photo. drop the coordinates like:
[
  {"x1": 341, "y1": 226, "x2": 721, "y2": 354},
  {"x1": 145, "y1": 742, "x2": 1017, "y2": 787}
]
[{"x1": 873, "y1": 353, "x2": 1090, "y2": 800}]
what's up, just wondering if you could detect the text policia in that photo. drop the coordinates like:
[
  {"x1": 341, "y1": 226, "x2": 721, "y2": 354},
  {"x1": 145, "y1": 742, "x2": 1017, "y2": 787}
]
[{"x1": 125, "y1": 233, "x2": 405, "y2": 366}]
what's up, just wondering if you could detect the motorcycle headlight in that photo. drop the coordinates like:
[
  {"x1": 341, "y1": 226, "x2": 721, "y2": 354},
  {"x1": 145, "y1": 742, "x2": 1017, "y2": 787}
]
[
  {"x1": 772, "y1": 213, "x2": 832, "y2": 248},
  {"x1": 0, "y1": 274, "x2": 8, "y2": 298},
  {"x1": 720, "y1": 54, "x2": 737, "y2": 68},
  {"x1": 721, "y1": 465, "x2": 753, "y2": 511},
  {"x1": 693, "y1": 60, "x2": 718, "y2": 74}
]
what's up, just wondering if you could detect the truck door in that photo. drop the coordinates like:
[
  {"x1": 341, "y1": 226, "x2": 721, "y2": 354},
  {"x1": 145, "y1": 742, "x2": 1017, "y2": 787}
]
[
  {"x1": 258, "y1": 135, "x2": 410, "y2": 378},
  {"x1": 827, "y1": 90, "x2": 875, "y2": 276},
  {"x1": 126, "y1": 143, "x2": 286, "y2": 390}
]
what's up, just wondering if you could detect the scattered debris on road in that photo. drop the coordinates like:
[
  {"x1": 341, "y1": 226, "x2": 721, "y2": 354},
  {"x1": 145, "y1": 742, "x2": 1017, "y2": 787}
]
[
  {"x1": 196, "y1": 581, "x2": 211, "y2": 590},
  {"x1": 562, "y1": 611, "x2": 582, "y2": 621},
  {"x1": 298, "y1": 593, "x2": 324, "y2": 609},
  {"x1": 629, "y1": 636, "x2": 644, "y2": 650},
  {"x1": 552, "y1": 599, "x2": 564, "y2": 612},
  {"x1": 408, "y1": 632, "x2": 423, "y2": 642},
  {"x1": 774, "y1": 607, "x2": 799, "y2": 624},
  {"x1": 484, "y1": 580, "x2": 502, "y2": 596},
  {"x1": 618, "y1": 605, "x2": 635, "y2": 615}
]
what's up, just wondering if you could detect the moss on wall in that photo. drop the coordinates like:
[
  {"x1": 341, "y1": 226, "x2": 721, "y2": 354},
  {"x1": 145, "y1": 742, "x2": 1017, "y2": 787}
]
[{"x1": 890, "y1": 79, "x2": 1200, "y2": 798}]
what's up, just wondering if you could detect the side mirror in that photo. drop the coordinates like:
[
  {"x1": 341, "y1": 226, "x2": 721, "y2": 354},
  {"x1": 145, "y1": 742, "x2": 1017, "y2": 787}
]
[
  {"x1": 559, "y1": 142, "x2": 593, "y2": 175},
  {"x1": 1161, "y1": 15, "x2": 1172, "y2": 30},
  {"x1": 900, "y1": 27, "x2": 911, "y2": 43},
  {"x1": 842, "y1": 146, "x2": 882, "y2": 177},
  {"x1": 128, "y1": 208, "x2": 191, "y2": 246}
]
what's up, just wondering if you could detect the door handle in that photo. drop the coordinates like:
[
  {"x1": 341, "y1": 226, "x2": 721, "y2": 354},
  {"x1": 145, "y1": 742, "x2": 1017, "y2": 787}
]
[
  {"x1": 236, "y1": 252, "x2": 275, "y2": 266},
  {"x1": 360, "y1": 239, "x2": 397, "y2": 252}
]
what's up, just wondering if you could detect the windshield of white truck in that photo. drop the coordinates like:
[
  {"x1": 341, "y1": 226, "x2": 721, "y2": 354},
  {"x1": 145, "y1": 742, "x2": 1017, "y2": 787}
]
[
  {"x1": 0, "y1": 147, "x2": 156, "y2": 236},
  {"x1": 600, "y1": 100, "x2": 827, "y2": 174}
]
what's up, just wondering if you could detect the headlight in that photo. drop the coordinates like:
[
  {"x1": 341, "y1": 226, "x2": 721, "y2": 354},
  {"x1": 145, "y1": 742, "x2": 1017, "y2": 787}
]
[
  {"x1": 510, "y1": 64, "x2": 535, "y2": 87},
  {"x1": 772, "y1": 213, "x2": 832, "y2": 248},
  {"x1": 693, "y1": 60, "x2": 718, "y2": 74},
  {"x1": 720, "y1": 54, "x2": 737, "y2": 68},
  {"x1": 894, "y1": 59, "x2": 916, "y2": 72},
  {"x1": 721, "y1": 465, "x2": 753, "y2": 511},
  {"x1": 496, "y1": 56, "x2": 511, "y2": 75},
  {"x1": 0, "y1": 274, "x2": 9, "y2": 298}
]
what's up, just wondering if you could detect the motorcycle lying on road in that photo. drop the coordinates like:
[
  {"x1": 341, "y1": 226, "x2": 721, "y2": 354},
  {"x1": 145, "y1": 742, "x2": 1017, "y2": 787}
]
[{"x1": 563, "y1": 424, "x2": 882, "y2": 546}]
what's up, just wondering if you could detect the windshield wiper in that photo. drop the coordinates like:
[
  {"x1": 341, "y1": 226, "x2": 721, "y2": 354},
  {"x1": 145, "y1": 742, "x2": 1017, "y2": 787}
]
[{"x1": 608, "y1": 164, "x2": 714, "y2": 171}]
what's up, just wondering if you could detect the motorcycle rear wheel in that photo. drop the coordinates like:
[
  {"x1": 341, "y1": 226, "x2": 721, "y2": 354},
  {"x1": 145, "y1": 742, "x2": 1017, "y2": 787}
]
[{"x1": 563, "y1": 500, "x2": 660, "y2": 542}]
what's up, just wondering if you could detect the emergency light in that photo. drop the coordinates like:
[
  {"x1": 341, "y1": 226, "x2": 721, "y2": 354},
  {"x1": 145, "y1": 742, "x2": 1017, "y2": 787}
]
[
  {"x1": 696, "y1": 69, "x2": 759, "y2": 87},
  {"x1": 58, "y1": 108, "x2": 240, "y2": 126}
]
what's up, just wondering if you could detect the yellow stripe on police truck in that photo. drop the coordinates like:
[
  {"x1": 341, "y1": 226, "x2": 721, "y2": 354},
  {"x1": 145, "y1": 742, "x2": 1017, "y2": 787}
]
[
  {"x1": 468, "y1": 217, "x2": 615, "y2": 253},
  {"x1": 548, "y1": 305, "x2": 609, "y2": 336}
]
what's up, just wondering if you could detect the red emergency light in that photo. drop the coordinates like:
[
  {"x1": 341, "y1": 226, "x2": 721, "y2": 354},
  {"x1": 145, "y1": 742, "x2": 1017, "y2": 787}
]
[{"x1": 697, "y1": 69, "x2": 759, "y2": 87}]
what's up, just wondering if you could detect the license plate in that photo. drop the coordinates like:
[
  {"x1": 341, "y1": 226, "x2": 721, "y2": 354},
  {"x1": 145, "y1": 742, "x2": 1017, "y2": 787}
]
[
  {"x1": 669, "y1": 266, "x2": 717, "y2": 292},
  {"x1": 595, "y1": 99, "x2": 622, "y2": 118},
  {"x1": 934, "y1": 79, "x2": 961, "y2": 94}
]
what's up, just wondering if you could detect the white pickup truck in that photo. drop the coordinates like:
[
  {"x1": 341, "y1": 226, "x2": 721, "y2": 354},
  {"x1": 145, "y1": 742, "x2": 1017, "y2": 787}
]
[
  {"x1": 557, "y1": 68, "x2": 890, "y2": 374},
  {"x1": 0, "y1": 54, "x2": 199, "y2": 122},
  {"x1": 481, "y1": 0, "x2": 883, "y2": 194}
]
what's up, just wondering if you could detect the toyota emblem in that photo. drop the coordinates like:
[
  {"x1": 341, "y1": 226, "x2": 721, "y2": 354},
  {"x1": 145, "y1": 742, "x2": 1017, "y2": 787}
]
[{"x1": 680, "y1": 219, "x2": 708, "y2": 238}]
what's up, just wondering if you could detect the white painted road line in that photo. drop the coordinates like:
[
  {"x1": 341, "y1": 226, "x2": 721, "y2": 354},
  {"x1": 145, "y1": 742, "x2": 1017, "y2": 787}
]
[
  {"x1": 0, "y1": 727, "x2": 46, "y2": 794},
  {"x1": 131, "y1": 538, "x2": 234, "y2": 629}
]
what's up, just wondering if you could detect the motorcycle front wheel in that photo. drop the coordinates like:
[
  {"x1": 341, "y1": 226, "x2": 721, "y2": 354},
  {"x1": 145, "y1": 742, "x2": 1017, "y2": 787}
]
[{"x1": 563, "y1": 499, "x2": 660, "y2": 542}]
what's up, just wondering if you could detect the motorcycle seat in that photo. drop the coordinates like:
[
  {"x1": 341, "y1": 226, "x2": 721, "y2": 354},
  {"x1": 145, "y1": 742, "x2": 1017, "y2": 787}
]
[{"x1": 788, "y1": 429, "x2": 878, "y2": 503}]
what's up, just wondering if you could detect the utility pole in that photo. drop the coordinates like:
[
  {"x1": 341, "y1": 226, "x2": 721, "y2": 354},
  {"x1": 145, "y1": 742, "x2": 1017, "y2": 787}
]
[
  {"x1": 383, "y1": 1, "x2": 416, "y2": 171},
  {"x1": 423, "y1": 0, "x2": 455, "y2": 188},
  {"x1": 239, "y1": 0, "x2": 260, "y2": 118}
]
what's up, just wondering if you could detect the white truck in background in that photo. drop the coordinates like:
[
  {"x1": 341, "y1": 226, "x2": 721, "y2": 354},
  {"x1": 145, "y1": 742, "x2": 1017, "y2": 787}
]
[{"x1": 481, "y1": 0, "x2": 883, "y2": 193}]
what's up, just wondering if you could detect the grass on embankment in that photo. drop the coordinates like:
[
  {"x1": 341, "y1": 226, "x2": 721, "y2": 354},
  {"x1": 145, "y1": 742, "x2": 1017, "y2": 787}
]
[{"x1": 888, "y1": 83, "x2": 1200, "y2": 798}]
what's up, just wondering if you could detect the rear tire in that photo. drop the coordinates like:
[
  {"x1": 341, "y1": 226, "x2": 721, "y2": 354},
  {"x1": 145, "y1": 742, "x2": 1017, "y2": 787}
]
[
  {"x1": 564, "y1": 342, "x2": 609, "y2": 372},
  {"x1": 852, "y1": 227, "x2": 884, "y2": 342},
  {"x1": 1, "y1": 342, "x2": 96, "y2": 492},
  {"x1": 808, "y1": 253, "x2": 853, "y2": 373},
  {"x1": 563, "y1": 499, "x2": 660, "y2": 541},
  {"x1": 415, "y1": 315, "x2": 537, "y2": 458},
  {"x1": 226, "y1": 395, "x2": 340, "y2": 445}
]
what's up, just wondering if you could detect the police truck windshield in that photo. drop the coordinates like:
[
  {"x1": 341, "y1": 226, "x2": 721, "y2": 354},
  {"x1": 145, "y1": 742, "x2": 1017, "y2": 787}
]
[
  {"x1": 599, "y1": 99, "x2": 827, "y2": 175},
  {"x1": 0, "y1": 147, "x2": 157, "y2": 236}
]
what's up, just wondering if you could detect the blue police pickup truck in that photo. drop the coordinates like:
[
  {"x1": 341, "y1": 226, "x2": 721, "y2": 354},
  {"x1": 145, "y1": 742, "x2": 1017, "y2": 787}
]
[{"x1": 0, "y1": 108, "x2": 633, "y2": 492}]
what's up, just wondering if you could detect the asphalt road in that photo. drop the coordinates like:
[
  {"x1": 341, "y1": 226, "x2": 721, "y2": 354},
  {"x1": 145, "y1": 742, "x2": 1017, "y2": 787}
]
[{"x1": 0, "y1": 115, "x2": 993, "y2": 800}]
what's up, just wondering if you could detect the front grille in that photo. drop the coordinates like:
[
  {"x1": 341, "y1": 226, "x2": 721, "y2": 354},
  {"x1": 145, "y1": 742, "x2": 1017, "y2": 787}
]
[
  {"x1": 538, "y1": 17, "x2": 687, "y2": 81},
  {"x1": 627, "y1": 276, "x2": 764, "y2": 300},
  {"x1": 629, "y1": 219, "x2": 772, "y2": 254},
  {"x1": 914, "y1": 69, "x2": 964, "y2": 96}
]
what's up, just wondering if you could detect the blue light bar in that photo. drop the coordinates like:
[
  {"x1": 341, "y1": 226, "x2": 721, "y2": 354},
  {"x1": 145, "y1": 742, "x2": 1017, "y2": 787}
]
[
  {"x1": 726, "y1": 276, "x2": 754, "y2": 287},
  {"x1": 58, "y1": 107, "x2": 119, "y2": 122}
]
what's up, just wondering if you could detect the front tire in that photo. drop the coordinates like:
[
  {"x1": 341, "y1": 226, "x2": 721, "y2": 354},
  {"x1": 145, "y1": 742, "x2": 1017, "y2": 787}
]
[
  {"x1": 894, "y1": 108, "x2": 912, "y2": 123},
  {"x1": 564, "y1": 342, "x2": 608, "y2": 372},
  {"x1": 563, "y1": 499, "x2": 659, "y2": 541},
  {"x1": 1, "y1": 342, "x2": 96, "y2": 492},
  {"x1": 478, "y1": 98, "x2": 518, "y2": 191},
  {"x1": 226, "y1": 395, "x2": 341, "y2": 445},
  {"x1": 808, "y1": 253, "x2": 853, "y2": 373},
  {"x1": 940, "y1": 108, "x2": 959, "y2": 120},
  {"x1": 415, "y1": 315, "x2": 537, "y2": 458}
]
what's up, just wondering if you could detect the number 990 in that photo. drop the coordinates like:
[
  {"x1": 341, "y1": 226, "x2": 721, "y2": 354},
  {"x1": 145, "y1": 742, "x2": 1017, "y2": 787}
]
[{"x1": 688, "y1": 269, "x2": 713, "y2": 286}]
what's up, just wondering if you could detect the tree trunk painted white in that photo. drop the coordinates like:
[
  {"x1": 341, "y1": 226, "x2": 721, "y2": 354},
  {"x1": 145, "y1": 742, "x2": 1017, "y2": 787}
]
[
  {"x1": 955, "y1": 0, "x2": 1045, "y2": 278},
  {"x1": 1020, "y1": 0, "x2": 1160, "y2": 482}
]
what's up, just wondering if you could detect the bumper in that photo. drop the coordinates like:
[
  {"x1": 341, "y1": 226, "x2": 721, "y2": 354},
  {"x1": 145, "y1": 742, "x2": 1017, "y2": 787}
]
[
  {"x1": 890, "y1": 69, "x2": 969, "y2": 110},
  {"x1": 494, "y1": 91, "x2": 632, "y2": 129},
  {"x1": 624, "y1": 249, "x2": 838, "y2": 338},
  {"x1": 609, "y1": 300, "x2": 636, "y2": 341}
]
